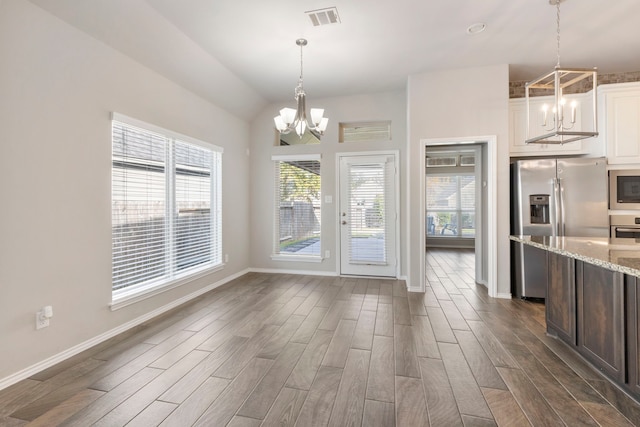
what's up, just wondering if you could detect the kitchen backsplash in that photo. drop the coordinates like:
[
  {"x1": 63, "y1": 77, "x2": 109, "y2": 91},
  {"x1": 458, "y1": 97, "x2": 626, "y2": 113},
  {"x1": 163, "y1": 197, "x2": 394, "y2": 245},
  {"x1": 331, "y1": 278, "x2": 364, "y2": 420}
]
[{"x1": 510, "y1": 70, "x2": 640, "y2": 98}]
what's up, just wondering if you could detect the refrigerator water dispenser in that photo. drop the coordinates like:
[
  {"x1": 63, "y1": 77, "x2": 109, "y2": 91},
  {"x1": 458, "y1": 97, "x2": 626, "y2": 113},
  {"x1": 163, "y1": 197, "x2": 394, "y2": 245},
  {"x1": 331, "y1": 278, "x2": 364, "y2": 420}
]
[{"x1": 529, "y1": 194, "x2": 550, "y2": 224}]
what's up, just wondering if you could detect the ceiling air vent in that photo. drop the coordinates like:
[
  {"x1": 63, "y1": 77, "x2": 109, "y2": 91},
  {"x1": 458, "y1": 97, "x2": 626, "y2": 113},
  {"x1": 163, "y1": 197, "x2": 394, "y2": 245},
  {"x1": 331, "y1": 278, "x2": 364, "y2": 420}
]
[{"x1": 305, "y1": 7, "x2": 341, "y2": 26}]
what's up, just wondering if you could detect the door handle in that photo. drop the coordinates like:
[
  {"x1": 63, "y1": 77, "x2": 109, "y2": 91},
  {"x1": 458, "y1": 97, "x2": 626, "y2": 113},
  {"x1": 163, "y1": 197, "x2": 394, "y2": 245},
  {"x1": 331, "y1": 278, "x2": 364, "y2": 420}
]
[
  {"x1": 614, "y1": 227, "x2": 640, "y2": 233},
  {"x1": 342, "y1": 220, "x2": 347, "y2": 225}
]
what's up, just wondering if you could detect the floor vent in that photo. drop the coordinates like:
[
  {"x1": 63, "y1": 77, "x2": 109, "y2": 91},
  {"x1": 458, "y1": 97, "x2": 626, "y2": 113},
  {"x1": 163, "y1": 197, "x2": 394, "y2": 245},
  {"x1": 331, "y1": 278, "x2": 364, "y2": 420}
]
[{"x1": 305, "y1": 7, "x2": 341, "y2": 26}]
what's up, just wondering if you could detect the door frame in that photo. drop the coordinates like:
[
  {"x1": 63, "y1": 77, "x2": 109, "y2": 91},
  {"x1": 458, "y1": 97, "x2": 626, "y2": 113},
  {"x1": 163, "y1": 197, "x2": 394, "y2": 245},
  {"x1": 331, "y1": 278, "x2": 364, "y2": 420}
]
[
  {"x1": 424, "y1": 144, "x2": 481, "y2": 252},
  {"x1": 336, "y1": 151, "x2": 400, "y2": 278},
  {"x1": 420, "y1": 137, "x2": 497, "y2": 298}
]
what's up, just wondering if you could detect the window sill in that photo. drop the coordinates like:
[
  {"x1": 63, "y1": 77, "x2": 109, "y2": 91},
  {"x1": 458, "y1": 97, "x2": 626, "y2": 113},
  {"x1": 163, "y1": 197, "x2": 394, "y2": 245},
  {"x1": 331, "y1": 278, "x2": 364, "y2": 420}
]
[
  {"x1": 110, "y1": 263, "x2": 224, "y2": 311},
  {"x1": 270, "y1": 254, "x2": 323, "y2": 263}
]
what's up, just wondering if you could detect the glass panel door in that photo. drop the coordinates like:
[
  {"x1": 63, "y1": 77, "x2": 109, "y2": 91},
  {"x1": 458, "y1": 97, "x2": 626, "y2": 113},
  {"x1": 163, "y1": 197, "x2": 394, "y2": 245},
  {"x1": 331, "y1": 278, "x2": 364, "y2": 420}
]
[{"x1": 339, "y1": 154, "x2": 397, "y2": 277}]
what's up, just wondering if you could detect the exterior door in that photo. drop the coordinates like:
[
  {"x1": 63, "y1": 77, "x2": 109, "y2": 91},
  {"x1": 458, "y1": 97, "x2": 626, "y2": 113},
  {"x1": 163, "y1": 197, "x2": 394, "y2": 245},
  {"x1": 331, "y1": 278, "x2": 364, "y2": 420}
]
[{"x1": 339, "y1": 154, "x2": 397, "y2": 277}]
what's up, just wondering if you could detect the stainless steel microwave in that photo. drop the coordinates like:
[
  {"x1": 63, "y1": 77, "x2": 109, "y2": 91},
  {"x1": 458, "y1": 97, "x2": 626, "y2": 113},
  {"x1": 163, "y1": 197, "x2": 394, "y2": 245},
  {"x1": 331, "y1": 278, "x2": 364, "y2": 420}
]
[{"x1": 610, "y1": 170, "x2": 640, "y2": 210}]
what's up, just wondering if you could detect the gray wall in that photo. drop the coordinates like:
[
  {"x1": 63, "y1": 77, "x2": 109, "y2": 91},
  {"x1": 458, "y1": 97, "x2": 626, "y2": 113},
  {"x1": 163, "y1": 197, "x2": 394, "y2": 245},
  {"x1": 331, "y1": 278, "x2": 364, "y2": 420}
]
[
  {"x1": 0, "y1": 0, "x2": 252, "y2": 381},
  {"x1": 250, "y1": 91, "x2": 408, "y2": 277},
  {"x1": 407, "y1": 65, "x2": 511, "y2": 296},
  {"x1": 0, "y1": 0, "x2": 514, "y2": 387}
]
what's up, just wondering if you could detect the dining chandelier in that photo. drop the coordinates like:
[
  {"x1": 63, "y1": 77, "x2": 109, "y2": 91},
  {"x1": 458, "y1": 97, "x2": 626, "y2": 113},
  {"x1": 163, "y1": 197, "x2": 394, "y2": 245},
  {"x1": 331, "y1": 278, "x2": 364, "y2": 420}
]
[
  {"x1": 525, "y1": 0, "x2": 598, "y2": 145},
  {"x1": 274, "y1": 38, "x2": 328, "y2": 138}
]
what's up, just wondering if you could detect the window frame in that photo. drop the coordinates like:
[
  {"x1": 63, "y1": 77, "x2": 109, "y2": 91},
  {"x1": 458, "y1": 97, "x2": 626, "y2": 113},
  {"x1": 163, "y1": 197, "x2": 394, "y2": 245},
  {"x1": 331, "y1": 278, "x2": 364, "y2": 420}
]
[
  {"x1": 271, "y1": 153, "x2": 323, "y2": 263},
  {"x1": 339, "y1": 121, "x2": 392, "y2": 143},
  {"x1": 110, "y1": 113, "x2": 223, "y2": 309}
]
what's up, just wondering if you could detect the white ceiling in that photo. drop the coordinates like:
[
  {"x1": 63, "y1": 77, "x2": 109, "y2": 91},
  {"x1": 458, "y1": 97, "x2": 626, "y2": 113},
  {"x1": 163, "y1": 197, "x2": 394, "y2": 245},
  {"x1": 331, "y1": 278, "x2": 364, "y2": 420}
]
[{"x1": 29, "y1": 0, "x2": 640, "y2": 120}]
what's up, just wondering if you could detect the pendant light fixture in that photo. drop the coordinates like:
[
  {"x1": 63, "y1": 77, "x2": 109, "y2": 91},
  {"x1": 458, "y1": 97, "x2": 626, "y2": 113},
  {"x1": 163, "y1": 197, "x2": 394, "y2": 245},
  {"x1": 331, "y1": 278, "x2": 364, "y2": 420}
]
[
  {"x1": 525, "y1": 0, "x2": 598, "y2": 145},
  {"x1": 274, "y1": 38, "x2": 328, "y2": 138}
]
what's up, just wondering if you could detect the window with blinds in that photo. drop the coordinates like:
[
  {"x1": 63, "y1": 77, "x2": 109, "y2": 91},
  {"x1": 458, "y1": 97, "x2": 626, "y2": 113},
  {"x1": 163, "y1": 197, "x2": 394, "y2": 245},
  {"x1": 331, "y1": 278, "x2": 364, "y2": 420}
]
[
  {"x1": 426, "y1": 175, "x2": 475, "y2": 238},
  {"x1": 273, "y1": 155, "x2": 321, "y2": 258},
  {"x1": 112, "y1": 114, "x2": 222, "y2": 297}
]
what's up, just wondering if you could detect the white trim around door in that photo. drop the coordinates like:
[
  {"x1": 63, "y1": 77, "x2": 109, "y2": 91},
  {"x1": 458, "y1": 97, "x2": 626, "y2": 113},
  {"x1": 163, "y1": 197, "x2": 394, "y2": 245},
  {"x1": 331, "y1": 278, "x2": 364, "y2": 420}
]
[
  {"x1": 420, "y1": 137, "x2": 497, "y2": 298},
  {"x1": 337, "y1": 151, "x2": 400, "y2": 278}
]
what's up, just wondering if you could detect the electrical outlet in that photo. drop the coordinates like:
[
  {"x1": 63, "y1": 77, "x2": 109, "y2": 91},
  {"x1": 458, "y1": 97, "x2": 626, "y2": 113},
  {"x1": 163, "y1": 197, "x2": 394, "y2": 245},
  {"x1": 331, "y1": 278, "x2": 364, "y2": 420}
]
[
  {"x1": 325, "y1": 250, "x2": 331, "y2": 258},
  {"x1": 35, "y1": 310, "x2": 49, "y2": 330},
  {"x1": 35, "y1": 305, "x2": 53, "y2": 330}
]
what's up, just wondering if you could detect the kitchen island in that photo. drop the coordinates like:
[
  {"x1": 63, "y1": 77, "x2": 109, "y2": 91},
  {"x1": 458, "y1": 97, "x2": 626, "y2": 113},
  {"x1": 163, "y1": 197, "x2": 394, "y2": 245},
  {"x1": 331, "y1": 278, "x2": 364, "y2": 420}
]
[{"x1": 511, "y1": 235, "x2": 640, "y2": 403}]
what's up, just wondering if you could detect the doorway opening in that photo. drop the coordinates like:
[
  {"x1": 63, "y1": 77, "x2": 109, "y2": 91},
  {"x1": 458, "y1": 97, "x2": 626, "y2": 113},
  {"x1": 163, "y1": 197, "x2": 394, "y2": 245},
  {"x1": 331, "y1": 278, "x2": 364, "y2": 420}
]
[
  {"x1": 425, "y1": 145, "x2": 481, "y2": 250},
  {"x1": 420, "y1": 137, "x2": 497, "y2": 297}
]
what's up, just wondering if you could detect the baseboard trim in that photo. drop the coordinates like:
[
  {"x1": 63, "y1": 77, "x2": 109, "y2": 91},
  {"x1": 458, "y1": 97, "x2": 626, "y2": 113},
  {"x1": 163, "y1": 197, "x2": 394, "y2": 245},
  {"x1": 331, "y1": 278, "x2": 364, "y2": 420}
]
[
  {"x1": 249, "y1": 267, "x2": 339, "y2": 277},
  {"x1": 0, "y1": 268, "x2": 250, "y2": 391},
  {"x1": 496, "y1": 292, "x2": 512, "y2": 299}
]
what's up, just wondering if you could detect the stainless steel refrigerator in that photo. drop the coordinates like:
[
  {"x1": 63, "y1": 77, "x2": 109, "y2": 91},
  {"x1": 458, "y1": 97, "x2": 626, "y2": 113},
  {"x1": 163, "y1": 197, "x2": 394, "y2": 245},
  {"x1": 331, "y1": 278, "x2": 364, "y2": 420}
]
[{"x1": 511, "y1": 157, "x2": 608, "y2": 298}]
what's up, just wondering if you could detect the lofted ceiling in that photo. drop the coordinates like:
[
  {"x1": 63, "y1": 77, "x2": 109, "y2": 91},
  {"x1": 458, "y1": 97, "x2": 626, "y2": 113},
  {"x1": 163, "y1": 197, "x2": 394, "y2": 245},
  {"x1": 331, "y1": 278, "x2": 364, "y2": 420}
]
[{"x1": 28, "y1": 0, "x2": 640, "y2": 120}]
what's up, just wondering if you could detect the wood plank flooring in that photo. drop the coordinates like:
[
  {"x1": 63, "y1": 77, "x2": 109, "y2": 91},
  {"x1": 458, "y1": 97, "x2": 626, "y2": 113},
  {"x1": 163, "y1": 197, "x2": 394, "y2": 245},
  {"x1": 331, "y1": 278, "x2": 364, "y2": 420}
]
[{"x1": 2, "y1": 248, "x2": 640, "y2": 426}]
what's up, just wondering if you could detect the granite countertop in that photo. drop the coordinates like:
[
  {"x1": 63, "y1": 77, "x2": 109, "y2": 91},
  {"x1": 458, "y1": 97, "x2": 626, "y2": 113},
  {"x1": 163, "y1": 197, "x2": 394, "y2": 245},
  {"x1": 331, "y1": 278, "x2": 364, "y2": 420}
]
[{"x1": 510, "y1": 235, "x2": 640, "y2": 278}]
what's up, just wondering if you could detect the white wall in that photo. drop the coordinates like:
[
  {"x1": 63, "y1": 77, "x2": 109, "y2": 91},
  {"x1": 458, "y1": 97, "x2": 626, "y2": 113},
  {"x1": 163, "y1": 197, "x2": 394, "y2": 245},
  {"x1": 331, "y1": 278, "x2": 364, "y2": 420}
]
[
  {"x1": 407, "y1": 65, "x2": 511, "y2": 295},
  {"x1": 249, "y1": 91, "x2": 408, "y2": 277},
  {"x1": 0, "y1": 0, "x2": 251, "y2": 382}
]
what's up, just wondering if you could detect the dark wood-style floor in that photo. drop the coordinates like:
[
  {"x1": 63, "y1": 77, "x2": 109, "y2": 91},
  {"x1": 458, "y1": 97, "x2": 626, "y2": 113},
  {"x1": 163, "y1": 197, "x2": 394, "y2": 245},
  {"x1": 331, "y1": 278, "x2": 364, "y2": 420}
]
[{"x1": 2, "y1": 249, "x2": 640, "y2": 426}]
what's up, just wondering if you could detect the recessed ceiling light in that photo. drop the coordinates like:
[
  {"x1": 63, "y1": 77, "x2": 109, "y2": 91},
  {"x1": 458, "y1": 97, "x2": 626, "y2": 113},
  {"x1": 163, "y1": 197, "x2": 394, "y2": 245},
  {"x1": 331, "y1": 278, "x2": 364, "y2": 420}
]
[{"x1": 466, "y1": 23, "x2": 486, "y2": 35}]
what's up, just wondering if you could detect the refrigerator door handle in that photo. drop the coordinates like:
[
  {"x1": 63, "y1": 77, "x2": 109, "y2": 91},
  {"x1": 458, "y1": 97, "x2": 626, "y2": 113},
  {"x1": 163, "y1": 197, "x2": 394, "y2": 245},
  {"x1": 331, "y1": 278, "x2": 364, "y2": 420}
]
[
  {"x1": 557, "y1": 177, "x2": 565, "y2": 236},
  {"x1": 552, "y1": 178, "x2": 559, "y2": 237}
]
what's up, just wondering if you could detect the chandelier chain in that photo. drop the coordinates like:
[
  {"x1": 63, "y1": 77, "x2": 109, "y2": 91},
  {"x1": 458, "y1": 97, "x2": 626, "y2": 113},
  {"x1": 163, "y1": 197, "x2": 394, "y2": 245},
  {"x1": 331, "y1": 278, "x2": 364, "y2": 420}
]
[{"x1": 556, "y1": 0, "x2": 561, "y2": 67}]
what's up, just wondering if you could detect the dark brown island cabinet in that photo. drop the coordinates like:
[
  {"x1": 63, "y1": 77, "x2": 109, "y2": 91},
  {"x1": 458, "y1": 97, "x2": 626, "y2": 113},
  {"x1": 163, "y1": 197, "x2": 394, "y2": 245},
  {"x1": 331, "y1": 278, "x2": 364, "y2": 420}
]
[{"x1": 546, "y1": 251, "x2": 640, "y2": 401}]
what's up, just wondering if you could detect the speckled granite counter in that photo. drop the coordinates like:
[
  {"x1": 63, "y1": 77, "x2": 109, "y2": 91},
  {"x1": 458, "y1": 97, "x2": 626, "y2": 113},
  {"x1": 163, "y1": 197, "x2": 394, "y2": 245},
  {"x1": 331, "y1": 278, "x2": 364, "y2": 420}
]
[{"x1": 510, "y1": 235, "x2": 640, "y2": 278}]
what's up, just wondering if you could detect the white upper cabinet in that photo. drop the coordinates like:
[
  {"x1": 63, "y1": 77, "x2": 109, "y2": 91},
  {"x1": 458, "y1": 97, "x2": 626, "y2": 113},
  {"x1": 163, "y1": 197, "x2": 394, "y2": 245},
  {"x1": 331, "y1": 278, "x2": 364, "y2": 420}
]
[
  {"x1": 509, "y1": 94, "x2": 590, "y2": 157},
  {"x1": 602, "y1": 82, "x2": 640, "y2": 165}
]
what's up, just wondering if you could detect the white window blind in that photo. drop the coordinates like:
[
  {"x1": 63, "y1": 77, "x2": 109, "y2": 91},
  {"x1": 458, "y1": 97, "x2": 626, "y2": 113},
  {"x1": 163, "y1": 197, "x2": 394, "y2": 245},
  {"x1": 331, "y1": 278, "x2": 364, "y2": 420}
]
[
  {"x1": 273, "y1": 155, "x2": 321, "y2": 257},
  {"x1": 426, "y1": 175, "x2": 475, "y2": 238},
  {"x1": 112, "y1": 115, "x2": 222, "y2": 296},
  {"x1": 346, "y1": 162, "x2": 391, "y2": 264}
]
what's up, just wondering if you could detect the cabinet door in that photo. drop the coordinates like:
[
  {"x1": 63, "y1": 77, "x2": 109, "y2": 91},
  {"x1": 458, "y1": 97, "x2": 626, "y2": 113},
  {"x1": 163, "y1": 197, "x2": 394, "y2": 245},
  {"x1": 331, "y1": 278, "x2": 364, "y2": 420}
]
[
  {"x1": 546, "y1": 252, "x2": 576, "y2": 344},
  {"x1": 628, "y1": 276, "x2": 640, "y2": 395},
  {"x1": 605, "y1": 86, "x2": 640, "y2": 164},
  {"x1": 509, "y1": 97, "x2": 584, "y2": 157},
  {"x1": 577, "y1": 262, "x2": 625, "y2": 382}
]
